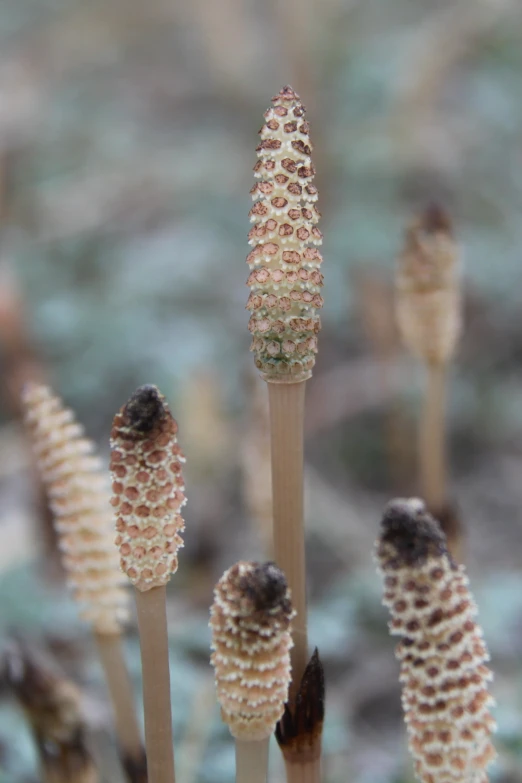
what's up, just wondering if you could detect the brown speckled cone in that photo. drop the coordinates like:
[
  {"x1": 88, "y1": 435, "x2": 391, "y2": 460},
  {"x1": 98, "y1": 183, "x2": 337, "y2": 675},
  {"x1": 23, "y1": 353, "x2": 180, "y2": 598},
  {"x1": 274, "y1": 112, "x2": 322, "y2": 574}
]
[
  {"x1": 22, "y1": 383, "x2": 128, "y2": 634},
  {"x1": 247, "y1": 85, "x2": 324, "y2": 382},
  {"x1": 210, "y1": 561, "x2": 295, "y2": 740},
  {"x1": 376, "y1": 498, "x2": 496, "y2": 783},
  {"x1": 396, "y1": 205, "x2": 461, "y2": 365},
  {"x1": 110, "y1": 384, "x2": 186, "y2": 592}
]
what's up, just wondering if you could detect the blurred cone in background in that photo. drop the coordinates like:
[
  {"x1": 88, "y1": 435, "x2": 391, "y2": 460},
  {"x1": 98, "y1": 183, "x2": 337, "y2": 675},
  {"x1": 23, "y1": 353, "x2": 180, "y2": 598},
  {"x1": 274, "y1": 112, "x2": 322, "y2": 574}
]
[
  {"x1": 3, "y1": 640, "x2": 100, "y2": 783},
  {"x1": 395, "y1": 204, "x2": 463, "y2": 560},
  {"x1": 0, "y1": 254, "x2": 60, "y2": 575}
]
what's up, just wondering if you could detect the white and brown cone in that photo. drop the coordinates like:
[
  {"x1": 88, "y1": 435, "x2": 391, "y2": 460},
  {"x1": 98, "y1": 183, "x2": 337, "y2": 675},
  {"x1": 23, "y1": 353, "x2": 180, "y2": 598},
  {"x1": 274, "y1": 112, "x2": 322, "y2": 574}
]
[
  {"x1": 110, "y1": 385, "x2": 186, "y2": 593},
  {"x1": 22, "y1": 383, "x2": 128, "y2": 634},
  {"x1": 376, "y1": 498, "x2": 496, "y2": 783},
  {"x1": 247, "y1": 85, "x2": 324, "y2": 382},
  {"x1": 210, "y1": 561, "x2": 295, "y2": 741},
  {"x1": 396, "y1": 205, "x2": 461, "y2": 366}
]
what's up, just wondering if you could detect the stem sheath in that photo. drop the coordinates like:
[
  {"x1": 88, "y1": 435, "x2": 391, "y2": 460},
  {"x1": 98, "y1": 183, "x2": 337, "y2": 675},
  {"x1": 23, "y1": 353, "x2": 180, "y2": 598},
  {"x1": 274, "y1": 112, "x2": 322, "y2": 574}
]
[{"x1": 284, "y1": 757, "x2": 322, "y2": 783}]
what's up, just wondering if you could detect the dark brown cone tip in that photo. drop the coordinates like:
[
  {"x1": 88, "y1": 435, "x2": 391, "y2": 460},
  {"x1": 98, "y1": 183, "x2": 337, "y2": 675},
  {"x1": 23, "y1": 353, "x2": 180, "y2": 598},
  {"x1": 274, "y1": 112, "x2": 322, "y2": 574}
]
[
  {"x1": 122, "y1": 749, "x2": 148, "y2": 783},
  {"x1": 419, "y1": 203, "x2": 453, "y2": 236},
  {"x1": 275, "y1": 648, "x2": 325, "y2": 763},
  {"x1": 239, "y1": 561, "x2": 291, "y2": 613},
  {"x1": 123, "y1": 384, "x2": 167, "y2": 434},
  {"x1": 379, "y1": 498, "x2": 448, "y2": 567}
]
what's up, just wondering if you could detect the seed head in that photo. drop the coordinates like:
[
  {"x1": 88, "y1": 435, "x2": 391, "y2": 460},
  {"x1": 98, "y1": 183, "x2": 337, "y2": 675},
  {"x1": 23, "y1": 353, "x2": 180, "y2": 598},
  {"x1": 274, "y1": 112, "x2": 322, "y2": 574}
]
[
  {"x1": 396, "y1": 204, "x2": 461, "y2": 366},
  {"x1": 376, "y1": 498, "x2": 496, "y2": 783},
  {"x1": 110, "y1": 385, "x2": 186, "y2": 592},
  {"x1": 247, "y1": 85, "x2": 324, "y2": 382},
  {"x1": 210, "y1": 560, "x2": 295, "y2": 740},
  {"x1": 22, "y1": 383, "x2": 128, "y2": 634}
]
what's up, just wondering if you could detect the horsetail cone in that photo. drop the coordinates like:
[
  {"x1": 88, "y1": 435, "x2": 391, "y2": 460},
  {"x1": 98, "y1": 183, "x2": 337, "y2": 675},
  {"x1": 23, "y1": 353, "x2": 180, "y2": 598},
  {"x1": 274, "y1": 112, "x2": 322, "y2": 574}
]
[
  {"x1": 396, "y1": 205, "x2": 461, "y2": 366},
  {"x1": 110, "y1": 385, "x2": 186, "y2": 593},
  {"x1": 247, "y1": 85, "x2": 324, "y2": 382},
  {"x1": 376, "y1": 499, "x2": 496, "y2": 783},
  {"x1": 22, "y1": 383, "x2": 128, "y2": 634},
  {"x1": 210, "y1": 561, "x2": 295, "y2": 740}
]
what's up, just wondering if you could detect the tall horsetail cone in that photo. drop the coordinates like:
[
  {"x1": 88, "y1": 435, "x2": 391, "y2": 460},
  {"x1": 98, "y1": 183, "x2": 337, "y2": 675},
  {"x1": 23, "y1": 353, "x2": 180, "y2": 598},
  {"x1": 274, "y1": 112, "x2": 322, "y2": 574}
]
[
  {"x1": 247, "y1": 85, "x2": 324, "y2": 382},
  {"x1": 396, "y1": 204, "x2": 461, "y2": 366},
  {"x1": 22, "y1": 383, "x2": 128, "y2": 634},
  {"x1": 376, "y1": 499, "x2": 496, "y2": 783},
  {"x1": 210, "y1": 561, "x2": 295, "y2": 740},
  {"x1": 110, "y1": 385, "x2": 186, "y2": 592}
]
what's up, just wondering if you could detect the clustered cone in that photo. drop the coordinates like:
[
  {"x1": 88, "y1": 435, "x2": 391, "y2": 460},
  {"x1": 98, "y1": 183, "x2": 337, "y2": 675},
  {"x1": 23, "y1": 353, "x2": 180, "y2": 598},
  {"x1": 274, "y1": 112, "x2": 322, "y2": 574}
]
[
  {"x1": 22, "y1": 383, "x2": 128, "y2": 634},
  {"x1": 376, "y1": 498, "x2": 496, "y2": 783},
  {"x1": 396, "y1": 204, "x2": 461, "y2": 366},
  {"x1": 247, "y1": 85, "x2": 324, "y2": 382},
  {"x1": 110, "y1": 385, "x2": 186, "y2": 592},
  {"x1": 210, "y1": 561, "x2": 295, "y2": 740}
]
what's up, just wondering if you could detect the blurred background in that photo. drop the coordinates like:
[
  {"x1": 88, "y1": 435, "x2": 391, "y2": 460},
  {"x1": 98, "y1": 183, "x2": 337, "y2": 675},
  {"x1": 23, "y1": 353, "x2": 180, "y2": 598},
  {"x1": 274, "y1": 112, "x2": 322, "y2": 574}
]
[{"x1": 1, "y1": 0, "x2": 522, "y2": 780}]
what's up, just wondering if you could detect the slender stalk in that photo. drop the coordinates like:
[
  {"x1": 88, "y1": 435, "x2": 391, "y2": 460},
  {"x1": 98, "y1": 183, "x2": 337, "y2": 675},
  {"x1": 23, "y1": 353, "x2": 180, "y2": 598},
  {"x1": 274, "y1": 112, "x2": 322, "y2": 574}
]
[
  {"x1": 419, "y1": 361, "x2": 447, "y2": 511},
  {"x1": 268, "y1": 380, "x2": 308, "y2": 697},
  {"x1": 94, "y1": 632, "x2": 145, "y2": 773},
  {"x1": 135, "y1": 586, "x2": 175, "y2": 783},
  {"x1": 235, "y1": 738, "x2": 270, "y2": 783},
  {"x1": 283, "y1": 758, "x2": 322, "y2": 783}
]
